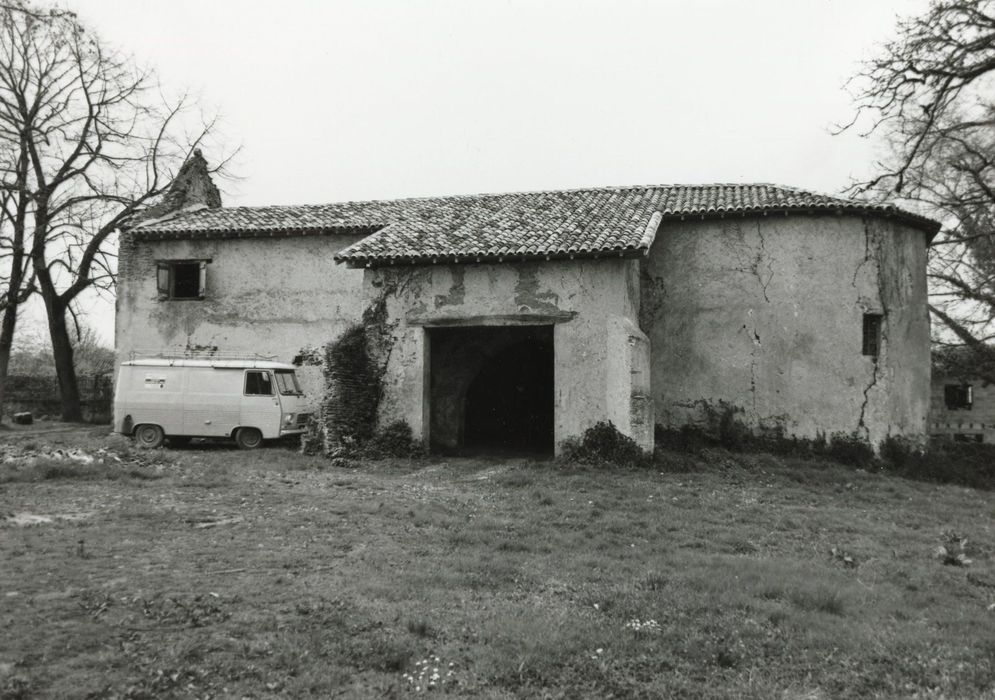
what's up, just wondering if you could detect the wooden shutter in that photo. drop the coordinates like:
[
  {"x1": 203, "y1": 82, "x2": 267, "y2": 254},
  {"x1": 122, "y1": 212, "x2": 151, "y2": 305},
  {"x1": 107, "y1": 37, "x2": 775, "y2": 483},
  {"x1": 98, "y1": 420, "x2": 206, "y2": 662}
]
[
  {"x1": 156, "y1": 263, "x2": 170, "y2": 298},
  {"x1": 197, "y1": 261, "x2": 207, "y2": 298}
]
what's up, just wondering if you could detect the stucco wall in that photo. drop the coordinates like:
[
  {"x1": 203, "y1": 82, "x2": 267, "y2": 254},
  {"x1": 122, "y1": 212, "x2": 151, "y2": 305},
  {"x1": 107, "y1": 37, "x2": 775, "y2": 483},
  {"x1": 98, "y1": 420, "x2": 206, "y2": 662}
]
[
  {"x1": 116, "y1": 232, "x2": 367, "y2": 402},
  {"x1": 364, "y1": 259, "x2": 651, "y2": 452},
  {"x1": 640, "y1": 215, "x2": 930, "y2": 445},
  {"x1": 116, "y1": 211, "x2": 930, "y2": 450}
]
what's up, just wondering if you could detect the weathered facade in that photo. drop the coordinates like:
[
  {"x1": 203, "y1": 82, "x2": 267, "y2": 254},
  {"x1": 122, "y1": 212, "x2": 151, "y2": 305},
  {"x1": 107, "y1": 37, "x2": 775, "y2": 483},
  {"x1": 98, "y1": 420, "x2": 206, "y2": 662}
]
[
  {"x1": 363, "y1": 259, "x2": 651, "y2": 452},
  {"x1": 642, "y1": 215, "x2": 930, "y2": 447},
  {"x1": 118, "y1": 167, "x2": 938, "y2": 454},
  {"x1": 117, "y1": 232, "x2": 367, "y2": 399}
]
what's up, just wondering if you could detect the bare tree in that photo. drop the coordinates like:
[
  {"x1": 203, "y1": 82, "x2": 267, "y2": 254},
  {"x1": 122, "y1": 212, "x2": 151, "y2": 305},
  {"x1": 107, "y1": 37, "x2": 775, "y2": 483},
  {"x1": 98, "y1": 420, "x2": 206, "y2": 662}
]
[
  {"x1": 0, "y1": 0, "x2": 226, "y2": 420},
  {"x1": 841, "y1": 0, "x2": 995, "y2": 379},
  {"x1": 0, "y1": 97, "x2": 35, "y2": 421}
]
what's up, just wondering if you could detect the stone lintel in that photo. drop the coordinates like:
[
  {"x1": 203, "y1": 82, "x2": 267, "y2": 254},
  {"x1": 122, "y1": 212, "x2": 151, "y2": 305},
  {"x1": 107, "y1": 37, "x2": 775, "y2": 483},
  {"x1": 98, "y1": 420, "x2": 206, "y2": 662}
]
[{"x1": 406, "y1": 312, "x2": 577, "y2": 327}]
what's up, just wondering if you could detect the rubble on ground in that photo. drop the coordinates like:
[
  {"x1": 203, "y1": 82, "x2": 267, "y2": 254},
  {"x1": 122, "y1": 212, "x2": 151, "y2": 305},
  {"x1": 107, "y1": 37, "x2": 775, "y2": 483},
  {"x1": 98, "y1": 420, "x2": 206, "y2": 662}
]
[
  {"x1": 0, "y1": 442, "x2": 175, "y2": 473},
  {"x1": 0, "y1": 444, "x2": 116, "y2": 465}
]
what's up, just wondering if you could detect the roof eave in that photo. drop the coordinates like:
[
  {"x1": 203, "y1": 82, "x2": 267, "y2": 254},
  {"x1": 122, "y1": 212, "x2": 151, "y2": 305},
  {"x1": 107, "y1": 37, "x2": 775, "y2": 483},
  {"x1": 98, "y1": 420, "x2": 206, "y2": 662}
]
[
  {"x1": 129, "y1": 225, "x2": 383, "y2": 241},
  {"x1": 659, "y1": 205, "x2": 941, "y2": 242},
  {"x1": 334, "y1": 245, "x2": 650, "y2": 269}
]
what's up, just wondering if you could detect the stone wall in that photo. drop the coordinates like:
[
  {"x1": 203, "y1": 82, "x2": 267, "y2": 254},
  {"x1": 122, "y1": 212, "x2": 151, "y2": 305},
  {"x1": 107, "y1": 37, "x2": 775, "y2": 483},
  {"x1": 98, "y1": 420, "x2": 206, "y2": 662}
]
[{"x1": 640, "y1": 214, "x2": 930, "y2": 445}]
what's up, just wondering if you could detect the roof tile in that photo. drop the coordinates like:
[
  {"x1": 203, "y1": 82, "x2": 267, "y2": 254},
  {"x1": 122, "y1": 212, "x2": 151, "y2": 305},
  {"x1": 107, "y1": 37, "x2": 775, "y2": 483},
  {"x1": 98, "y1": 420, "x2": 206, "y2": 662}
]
[{"x1": 129, "y1": 183, "x2": 940, "y2": 265}]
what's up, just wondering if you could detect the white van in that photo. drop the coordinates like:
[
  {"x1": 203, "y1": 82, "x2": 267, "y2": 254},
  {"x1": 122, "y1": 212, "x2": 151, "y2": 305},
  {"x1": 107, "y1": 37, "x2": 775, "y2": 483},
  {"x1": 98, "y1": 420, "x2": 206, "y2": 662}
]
[{"x1": 113, "y1": 358, "x2": 311, "y2": 449}]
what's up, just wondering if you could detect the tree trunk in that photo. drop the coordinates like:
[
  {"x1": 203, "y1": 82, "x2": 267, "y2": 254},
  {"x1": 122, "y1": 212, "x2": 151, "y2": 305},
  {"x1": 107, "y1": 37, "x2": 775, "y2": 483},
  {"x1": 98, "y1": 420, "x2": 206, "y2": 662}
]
[
  {"x1": 47, "y1": 302, "x2": 82, "y2": 422},
  {"x1": 0, "y1": 303, "x2": 18, "y2": 423}
]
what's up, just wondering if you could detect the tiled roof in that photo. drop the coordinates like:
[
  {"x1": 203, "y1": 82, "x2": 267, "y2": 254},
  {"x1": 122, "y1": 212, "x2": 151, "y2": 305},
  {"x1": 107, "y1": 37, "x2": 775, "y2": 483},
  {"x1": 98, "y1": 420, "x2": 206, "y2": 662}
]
[{"x1": 129, "y1": 184, "x2": 940, "y2": 266}]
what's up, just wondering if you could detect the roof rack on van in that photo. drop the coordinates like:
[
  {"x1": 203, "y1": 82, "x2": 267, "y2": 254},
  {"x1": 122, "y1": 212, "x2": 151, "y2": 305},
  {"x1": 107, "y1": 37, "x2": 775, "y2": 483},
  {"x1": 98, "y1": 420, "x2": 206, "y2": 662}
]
[{"x1": 129, "y1": 349, "x2": 279, "y2": 362}]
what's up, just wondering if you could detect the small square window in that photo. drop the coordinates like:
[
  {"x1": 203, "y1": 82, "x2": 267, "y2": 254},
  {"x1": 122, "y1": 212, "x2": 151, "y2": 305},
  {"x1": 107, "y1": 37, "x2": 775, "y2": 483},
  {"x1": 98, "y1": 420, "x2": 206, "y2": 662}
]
[
  {"x1": 862, "y1": 313, "x2": 882, "y2": 357},
  {"x1": 945, "y1": 384, "x2": 973, "y2": 410},
  {"x1": 156, "y1": 260, "x2": 208, "y2": 299}
]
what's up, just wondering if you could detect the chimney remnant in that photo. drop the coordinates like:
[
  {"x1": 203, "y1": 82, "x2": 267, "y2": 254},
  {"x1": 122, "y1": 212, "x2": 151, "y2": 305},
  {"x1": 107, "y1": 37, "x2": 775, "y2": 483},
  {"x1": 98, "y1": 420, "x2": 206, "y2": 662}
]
[{"x1": 139, "y1": 149, "x2": 222, "y2": 222}]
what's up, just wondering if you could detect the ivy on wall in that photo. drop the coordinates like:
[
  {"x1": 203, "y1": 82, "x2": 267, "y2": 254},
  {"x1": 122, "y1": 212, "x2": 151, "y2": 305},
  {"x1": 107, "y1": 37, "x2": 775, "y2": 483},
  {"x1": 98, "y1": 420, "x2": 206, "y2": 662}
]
[
  {"x1": 320, "y1": 325, "x2": 381, "y2": 450},
  {"x1": 301, "y1": 276, "x2": 405, "y2": 456}
]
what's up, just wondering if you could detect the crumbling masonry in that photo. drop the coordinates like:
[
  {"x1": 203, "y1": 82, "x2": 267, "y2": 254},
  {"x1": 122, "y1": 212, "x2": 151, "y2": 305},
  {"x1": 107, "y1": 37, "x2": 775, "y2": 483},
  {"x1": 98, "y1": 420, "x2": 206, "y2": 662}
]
[{"x1": 117, "y1": 169, "x2": 938, "y2": 454}]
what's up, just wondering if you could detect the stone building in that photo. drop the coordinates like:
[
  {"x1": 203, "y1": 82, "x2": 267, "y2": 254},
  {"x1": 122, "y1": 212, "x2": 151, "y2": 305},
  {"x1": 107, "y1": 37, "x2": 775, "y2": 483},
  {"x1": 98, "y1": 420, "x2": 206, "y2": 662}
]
[
  {"x1": 928, "y1": 350, "x2": 995, "y2": 443},
  {"x1": 929, "y1": 374, "x2": 995, "y2": 443},
  {"x1": 117, "y1": 159, "x2": 939, "y2": 453}
]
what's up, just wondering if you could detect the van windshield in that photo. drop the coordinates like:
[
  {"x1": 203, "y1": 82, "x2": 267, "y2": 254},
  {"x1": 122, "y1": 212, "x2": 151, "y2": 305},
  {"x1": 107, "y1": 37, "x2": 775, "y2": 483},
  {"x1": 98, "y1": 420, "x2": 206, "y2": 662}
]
[{"x1": 275, "y1": 370, "x2": 302, "y2": 396}]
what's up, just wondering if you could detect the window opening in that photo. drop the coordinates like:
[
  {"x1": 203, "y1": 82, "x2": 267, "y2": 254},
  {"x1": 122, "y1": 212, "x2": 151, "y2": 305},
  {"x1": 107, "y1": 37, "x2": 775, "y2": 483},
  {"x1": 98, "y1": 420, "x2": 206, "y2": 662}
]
[
  {"x1": 156, "y1": 260, "x2": 207, "y2": 299},
  {"x1": 862, "y1": 313, "x2": 882, "y2": 357},
  {"x1": 944, "y1": 384, "x2": 973, "y2": 410},
  {"x1": 245, "y1": 371, "x2": 273, "y2": 396}
]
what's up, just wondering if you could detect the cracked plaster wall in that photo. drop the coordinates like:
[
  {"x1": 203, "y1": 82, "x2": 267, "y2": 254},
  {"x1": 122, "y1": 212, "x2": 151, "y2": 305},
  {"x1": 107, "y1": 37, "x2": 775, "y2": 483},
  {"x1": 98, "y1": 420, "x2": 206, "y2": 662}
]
[
  {"x1": 117, "y1": 212, "x2": 927, "y2": 448},
  {"x1": 640, "y1": 215, "x2": 929, "y2": 445},
  {"x1": 364, "y1": 258, "x2": 651, "y2": 452},
  {"x1": 116, "y1": 233, "x2": 368, "y2": 405}
]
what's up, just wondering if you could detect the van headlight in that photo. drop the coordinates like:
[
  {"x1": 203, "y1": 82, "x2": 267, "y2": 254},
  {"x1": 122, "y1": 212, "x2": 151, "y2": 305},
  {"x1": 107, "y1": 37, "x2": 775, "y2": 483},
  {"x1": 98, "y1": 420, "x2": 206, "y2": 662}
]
[{"x1": 282, "y1": 413, "x2": 295, "y2": 426}]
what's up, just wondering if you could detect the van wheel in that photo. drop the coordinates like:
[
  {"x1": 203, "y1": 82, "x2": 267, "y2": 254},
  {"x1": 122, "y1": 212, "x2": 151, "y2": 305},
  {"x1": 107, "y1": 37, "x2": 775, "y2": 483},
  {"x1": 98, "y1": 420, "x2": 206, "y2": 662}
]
[
  {"x1": 135, "y1": 424, "x2": 165, "y2": 449},
  {"x1": 234, "y1": 427, "x2": 263, "y2": 450}
]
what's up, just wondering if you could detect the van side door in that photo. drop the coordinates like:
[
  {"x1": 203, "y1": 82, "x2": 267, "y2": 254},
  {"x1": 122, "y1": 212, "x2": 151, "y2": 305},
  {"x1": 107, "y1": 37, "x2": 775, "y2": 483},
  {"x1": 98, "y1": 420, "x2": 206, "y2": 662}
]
[
  {"x1": 241, "y1": 370, "x2": 281, "y2": 438},
  {"x1": 182, "y1": 368, "x2": 241, "y2": 437},
  {"x1": 131, "y1": 366, "x2": 186, "y2": 435}
]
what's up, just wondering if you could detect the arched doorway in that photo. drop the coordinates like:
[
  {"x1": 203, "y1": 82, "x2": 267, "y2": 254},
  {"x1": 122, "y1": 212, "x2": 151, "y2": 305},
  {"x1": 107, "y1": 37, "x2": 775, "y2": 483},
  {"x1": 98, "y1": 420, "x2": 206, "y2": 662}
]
[{"x1": 428, "y1": 325, "x2": 554, "y2": 455}]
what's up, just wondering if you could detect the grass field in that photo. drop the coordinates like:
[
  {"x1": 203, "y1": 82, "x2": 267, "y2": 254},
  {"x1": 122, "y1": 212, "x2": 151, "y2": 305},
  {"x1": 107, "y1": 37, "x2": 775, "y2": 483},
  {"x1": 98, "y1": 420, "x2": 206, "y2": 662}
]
[{"x1": 2, "y1": 427, "x2": 995, "y2": 698}]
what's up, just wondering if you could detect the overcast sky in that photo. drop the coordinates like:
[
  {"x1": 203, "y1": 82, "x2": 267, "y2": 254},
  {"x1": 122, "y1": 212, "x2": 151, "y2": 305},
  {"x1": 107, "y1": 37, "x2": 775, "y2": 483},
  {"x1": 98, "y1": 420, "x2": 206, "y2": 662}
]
[{"x1": 21, "y1": 0, "x2": 931, "y2": 346}]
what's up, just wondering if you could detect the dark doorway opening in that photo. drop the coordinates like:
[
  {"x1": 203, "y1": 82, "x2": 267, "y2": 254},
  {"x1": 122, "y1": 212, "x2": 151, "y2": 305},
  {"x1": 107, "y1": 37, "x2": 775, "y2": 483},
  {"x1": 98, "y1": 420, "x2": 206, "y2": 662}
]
[
  {"x1": 464, "y1": 331, "x2": 553, "y2": 453},
  {"x1": 429, "y1": 325, "x2": 553, "y2": 456}
]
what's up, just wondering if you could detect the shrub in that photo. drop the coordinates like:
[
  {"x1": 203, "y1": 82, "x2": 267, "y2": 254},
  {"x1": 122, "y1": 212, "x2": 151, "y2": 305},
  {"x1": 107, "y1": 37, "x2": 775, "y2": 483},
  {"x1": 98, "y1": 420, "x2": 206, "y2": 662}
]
[
  {"x1": 881, "y1": 436, "x2": 995, "y2": 490},
  {"x1": 358, "y1": 421, "x2": 426, "y2": 460},
  {"x1": 651, "y1": 447, "x2": 698, "y2": 473},
  {"x1": 715, "y1": 403, "x2": 751, "y2": 450},
  {"x1": 304, "y1": 418, "x2": 426, "y2": 462},
  {"x1": 656, "y1": 414, "x2": 995, "y2": 489},
  {"x1": 655, "y1": 420, "x2": 812, "y2": 458},
  {"x1": 879, "y1": 435, "x2": 920, "y2": 469},
  {"x1": 655, "y1": 416, "x2": 880, "y2": 470},
  {"x1": 559, "y1": 421, "x2": 651, "y2": 468},
  {"x1": 655, "y1": 402, "x2": 796, "y2": 455},
  {"x1": 822, "y1": 432, "x2": 876, "y2": 468},
  {"x1": 323, "y1": 325, "x2": 380, "y2": 447},
  {"x1": 654, "y1": 424, "x2": 711, "y2": 453}
]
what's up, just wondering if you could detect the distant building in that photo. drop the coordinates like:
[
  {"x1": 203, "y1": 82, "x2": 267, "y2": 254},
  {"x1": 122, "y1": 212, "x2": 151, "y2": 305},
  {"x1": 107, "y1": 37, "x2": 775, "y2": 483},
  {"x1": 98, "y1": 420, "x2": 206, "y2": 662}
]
[
  {"x1": 117, "y1": 155, "x2": 939, "y2": 453},
  {"x1": 930, "y1": 351, "x2": 995, "y2": 443}
]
